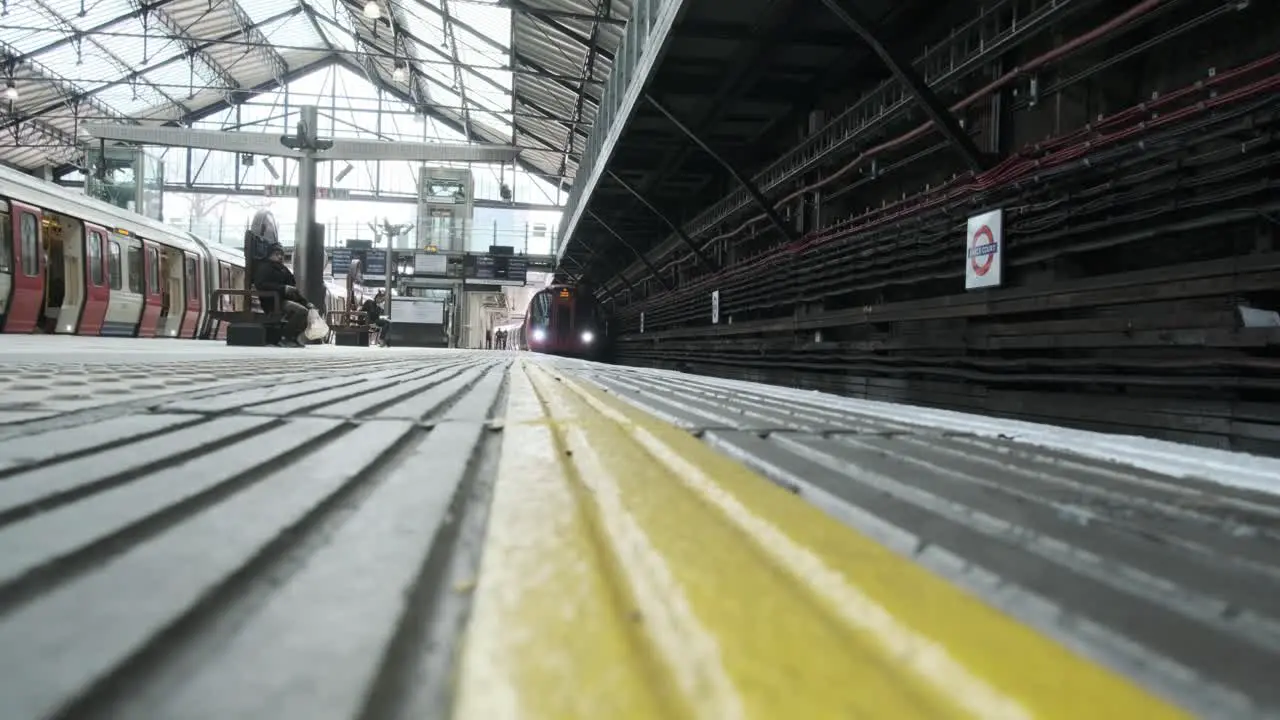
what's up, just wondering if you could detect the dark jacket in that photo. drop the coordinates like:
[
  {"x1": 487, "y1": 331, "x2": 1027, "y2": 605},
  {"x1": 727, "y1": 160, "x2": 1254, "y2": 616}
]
[
  {"x1": 253, "y1": 261, "x2": 298, "y2": 314},
  {"x1": 361, "y1": 299, "x2": 383, "y2": 323}
]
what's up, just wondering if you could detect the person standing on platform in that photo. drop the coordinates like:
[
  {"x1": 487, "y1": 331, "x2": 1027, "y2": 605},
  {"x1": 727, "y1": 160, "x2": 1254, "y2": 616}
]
[
  {"x1": 254, "y1": 242, "x2": 315, "y2": 348},
  {"x1": 485, "y1": 328, "x2": 492, "y2": 350}
]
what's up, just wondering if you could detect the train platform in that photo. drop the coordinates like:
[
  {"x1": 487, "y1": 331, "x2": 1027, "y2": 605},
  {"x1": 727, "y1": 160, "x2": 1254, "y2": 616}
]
[{"x1": 1, "y1": 337, "x2": 1278, "y2": 719}]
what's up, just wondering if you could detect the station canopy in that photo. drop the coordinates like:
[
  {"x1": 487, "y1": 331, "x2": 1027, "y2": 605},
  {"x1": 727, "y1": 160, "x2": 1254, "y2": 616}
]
[{"x1": 0, "y1": 0, "x2": 628, "y2": 192}]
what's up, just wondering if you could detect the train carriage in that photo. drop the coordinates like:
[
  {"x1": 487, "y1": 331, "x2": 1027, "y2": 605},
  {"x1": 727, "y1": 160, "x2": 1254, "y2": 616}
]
[
  {"x1": 524, "y1": 284, "x2": 605, "y2": 360},
  {"x1": 0, "y1": 163, "x2": 242, "y2": 339}
]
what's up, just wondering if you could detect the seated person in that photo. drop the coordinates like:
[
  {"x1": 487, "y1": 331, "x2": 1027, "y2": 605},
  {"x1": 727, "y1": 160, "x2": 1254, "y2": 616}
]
[
  {"x1": 361, "y1": 290, "x2": 391, "y2": 347},
  {"x1": 253, "y1": 242, "x2": 316, "y2": 348}
]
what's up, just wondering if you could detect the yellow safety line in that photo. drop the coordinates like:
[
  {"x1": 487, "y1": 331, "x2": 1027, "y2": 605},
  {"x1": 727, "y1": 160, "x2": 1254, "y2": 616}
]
[{"x1": 454, "y1": 359, "x2": 1191, "y2": 719}]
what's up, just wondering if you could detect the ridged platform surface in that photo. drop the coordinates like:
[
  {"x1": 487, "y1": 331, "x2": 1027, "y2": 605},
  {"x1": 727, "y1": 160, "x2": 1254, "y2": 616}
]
[{"x1": 0, "y1": 337, "x2": 1277, "y2": 719}]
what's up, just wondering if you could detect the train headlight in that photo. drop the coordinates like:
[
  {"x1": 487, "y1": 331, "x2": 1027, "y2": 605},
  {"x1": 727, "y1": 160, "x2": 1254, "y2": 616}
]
[
  {"x1": 581, "y1": 331, "x2": 594, "y2": 344},
  {"x1": 531, "y1": 328, "x2": 546, "y2": 342}
]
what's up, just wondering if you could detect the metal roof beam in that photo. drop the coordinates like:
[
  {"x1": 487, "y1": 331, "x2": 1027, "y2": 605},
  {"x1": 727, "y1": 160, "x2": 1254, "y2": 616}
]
[
  {"x1": 10, "y1": 0, "x2": 182, "y2": 64},
  {"x1": 438, "y1": 0, "x2": 474, "y2": 141},
  {"x1": 0, "y1": 6, "x2": 300, "y2": 134},
  {"x1": 28, "y1": 0, "x2": 190, "y2": 117},
  {"x1": 647, "y1": 94, "x2": 797, "y2": 243},
  {"x1": 586, "y1": 209, "x2": 670, "y2": 289},
  {"x1": 560, "y1": 0, "x2": 609, "y2": 178},
  {"x1": 224, "y1": 0, "x2": 289, "y2": 83},
  {"x1": 516, "y1": 53, "x2": 600, "y2": 106},
  {"x1": 6, "y1": 116, "x2": 81, "y2": 164},
  {"x1": 396, "y1": 0, "x2": 600, "y2": 102},
  {"x1": 819, "y1": 0, "x2": 989, "y2": 172},
  {"x1": 303, "y1": 10, "x2": 596, "y2": 83},
  {"x1": 501, "y1": 1, "x2": 625, "y2": 27},
  {"x1": 329, "y1": 55, "x2": 570, "y2": 194},
  {"x1": 513, "y1": 0, "x2": 613, "y2": 61},
  {"x1": 607, "y1": 170, "x2": 716, "y2": 271},
  {"x1": 130, "y1": 0, "x2": 241, "y2": 100},
  {"x1": 0, "y1": 39, "x2": 133, "y2": 126},
  {"x1": 612, "y1": 0, "x2": 796, "y2": 249}
]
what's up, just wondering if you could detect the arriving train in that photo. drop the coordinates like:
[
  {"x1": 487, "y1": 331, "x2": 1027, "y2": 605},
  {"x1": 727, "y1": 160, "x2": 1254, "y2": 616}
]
[
  {"x1": 0, "y1": 163, "x2": 345, "y2": 340},
  {"x1": 524, "y1": 283, "x2": 606, "y2": 360}
]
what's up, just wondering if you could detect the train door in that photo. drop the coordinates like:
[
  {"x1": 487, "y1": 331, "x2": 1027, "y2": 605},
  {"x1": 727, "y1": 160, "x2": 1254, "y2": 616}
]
[
  {"x1": 0, "y1": 200, "x2": 10, "y2": 330},
  {"x1": 48, "y1": 213, "x2": 84, "y2": 334},
  {"x1": 79, "y1": 225, "x2": 110, "y2": 336},
  {"x1": 101, "y1": 237, "x2": 143, "y2": 336},
  {"x1": 181, "y1": 253, "x2": 201, "y2": 338},
  {"x1": 552, "y1": 293, "x2": 573, "y2": 344},
  {"x1": 137, "y1": 241, "x2": 163, "y2": 338},
  {"x1": 158, "y1": 247, "x2": 184, "y2": 337},
  {"x1": 2, "y1": 203, "x2": 45, "y2": 334}
]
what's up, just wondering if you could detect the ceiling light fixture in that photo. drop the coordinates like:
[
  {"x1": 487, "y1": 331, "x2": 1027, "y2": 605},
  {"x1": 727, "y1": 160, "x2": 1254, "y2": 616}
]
[
  {"x1": 392, "y1": 62, "x2": 406, "y2": 82},
  {"x1": 3, "y1": 82, "x2": 17, "y2": 101},
  {"x1": 362, "y1": 1, "x2": 380, "y2": 19}
]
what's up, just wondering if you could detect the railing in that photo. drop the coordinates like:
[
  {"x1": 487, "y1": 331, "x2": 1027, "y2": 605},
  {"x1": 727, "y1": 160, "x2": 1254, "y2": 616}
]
[
  {"x1": 555, "y1": 0, "x2": 690, "y2": 258},
  {"x1": 170, "y1": 217, "x2": 560, "y2": 256}
]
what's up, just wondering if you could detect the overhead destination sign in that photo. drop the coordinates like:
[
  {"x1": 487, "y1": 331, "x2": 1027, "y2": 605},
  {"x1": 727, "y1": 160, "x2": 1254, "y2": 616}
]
[{"x1": 465, "y1": 253, "x2": 528, "y2": 284}]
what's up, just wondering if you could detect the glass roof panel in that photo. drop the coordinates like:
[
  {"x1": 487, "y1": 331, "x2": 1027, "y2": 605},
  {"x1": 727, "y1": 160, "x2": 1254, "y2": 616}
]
[
  {"x1": 232, "y1": 0, "x2": 290, "y2": 26},
  {"x1": 256, "y1": 12, "x2": 325, "y2": 51},
  {"x1": 33, "y1": 40, "x2": 102, "y2": 94},
  {"x1": 400, "y1": 3, "x2": 447, "y2": 47},
  {"x1": 39, "y1": 0, "x2": 134, "y2": 33},
  {"x1": 0, "y1": 3, "x2": 54, "y2": 54},
  {"x1": 93, "y1": 76, "x2": 174, "y2": 116}
]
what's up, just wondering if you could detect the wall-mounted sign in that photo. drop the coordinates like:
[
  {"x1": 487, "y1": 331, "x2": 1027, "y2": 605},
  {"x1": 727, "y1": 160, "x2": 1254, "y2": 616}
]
[{"x1": 965, "y1": 208, "x2": 1004, "y2": 290}]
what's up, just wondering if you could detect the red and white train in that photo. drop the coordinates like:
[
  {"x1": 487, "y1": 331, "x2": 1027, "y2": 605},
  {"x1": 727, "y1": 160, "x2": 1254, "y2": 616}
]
[{"x1": 0, "y1": 162, "x2": 342, "y2": 339}]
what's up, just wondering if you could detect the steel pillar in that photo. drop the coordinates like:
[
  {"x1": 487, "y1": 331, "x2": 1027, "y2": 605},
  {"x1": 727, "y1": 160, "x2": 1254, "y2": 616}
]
[
  {"x1": 646, "y1": 95, "x2": 799, "y2": 243},
  {"x1": 818, "y1": 0, "x2": 990, "y2": 172},
  {"x1": 605, "y1": 171, "x2": 718, "y2": 271},
  {"x1": 290, "y1": 106, "x2": 325, "y2": 308},
  {"x1": 588, "y1": 209, "x2": 674, "y2": 290}
]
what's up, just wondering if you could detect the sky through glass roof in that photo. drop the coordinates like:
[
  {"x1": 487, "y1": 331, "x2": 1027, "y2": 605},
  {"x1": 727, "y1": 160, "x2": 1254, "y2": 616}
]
[{"x1": 0, "y1": 0, "x2": 629, "y2": 191}]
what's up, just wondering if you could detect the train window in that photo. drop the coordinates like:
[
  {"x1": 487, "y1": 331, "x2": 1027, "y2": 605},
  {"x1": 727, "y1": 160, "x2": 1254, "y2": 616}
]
[
  {"x1": 147, "y1": 246, "x2": 160, "y2": 294},
  {"x1": 127, "y1": 246, "x2": 142, "y2": 293},
  {"x1": 0, "y1": 212, "x2": 10, "y2": 273},
  {"x1": 185, "y1": 257, "x2": 198, "y2": 300},
  {"x1": 87, "y1": 232, "x2": 105, "y2": 286},
  {"x1": 108, "y1": 241, "x2": 122, "y2": 290},
  {"x1": 19, "y1": 212, "x2": 39, "y2": 277}
]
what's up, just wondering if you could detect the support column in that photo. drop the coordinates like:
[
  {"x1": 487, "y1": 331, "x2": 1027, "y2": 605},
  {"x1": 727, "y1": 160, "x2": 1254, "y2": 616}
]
[
  {"x1": 292, "y1": 106, "x2": 325, "y2": 309},
  {"x1": 806, "y1": 111, "x2": 824, "y2": 233},
  {"x1": 646, "y1": 95, "x2": 799, "y2": 243}
]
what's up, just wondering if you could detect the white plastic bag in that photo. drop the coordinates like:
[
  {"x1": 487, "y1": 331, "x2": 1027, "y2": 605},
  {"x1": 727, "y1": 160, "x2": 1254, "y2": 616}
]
[{"x1": 304, "y1": 307, "x2": 330, "y2": 341}]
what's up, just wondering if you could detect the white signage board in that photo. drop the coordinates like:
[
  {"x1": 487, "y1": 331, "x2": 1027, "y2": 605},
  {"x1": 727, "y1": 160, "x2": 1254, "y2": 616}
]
[
  {"x1": 711, "y1": 290, "x2": 720, "y2": 324},
  {"x1": 392, "y1": 298, "x2": 445, "y2": 325},
  {"x1": 639, "y1": 311, "x2": 645, "y2": 334},
  {"x1": 965, "y1": 208, "x2": 1004, "y2": 290},
  {"x1": 414, "y1": 252, "x2": 447, "y2": 275}
]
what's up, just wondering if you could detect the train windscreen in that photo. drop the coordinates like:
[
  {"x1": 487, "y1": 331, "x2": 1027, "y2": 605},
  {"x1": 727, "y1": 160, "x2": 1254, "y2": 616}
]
[{"x1": 528, "y1": 291, "x2": 552, "y2": 327}]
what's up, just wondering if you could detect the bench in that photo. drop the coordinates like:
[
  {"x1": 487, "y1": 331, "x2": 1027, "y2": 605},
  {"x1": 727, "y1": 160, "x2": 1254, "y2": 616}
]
[{"x1": 208, "y1": 230, "x2": 285, "y2": 346}]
